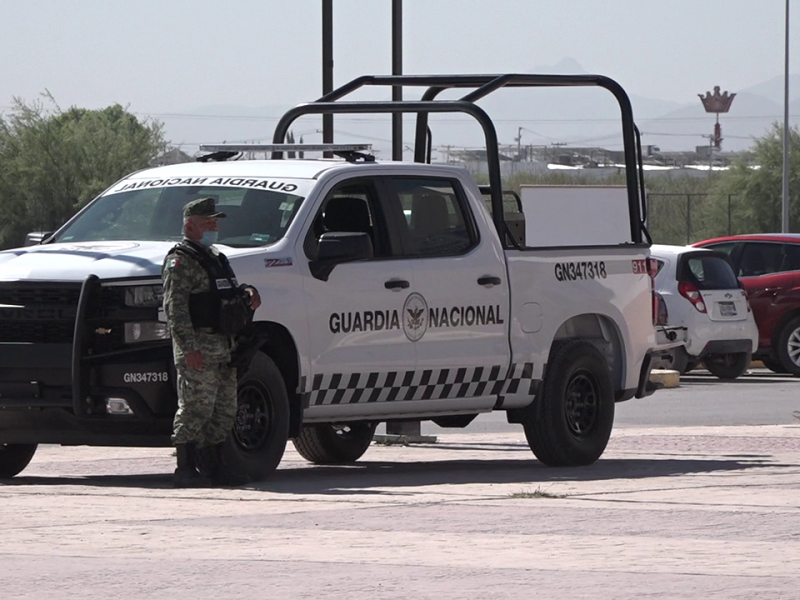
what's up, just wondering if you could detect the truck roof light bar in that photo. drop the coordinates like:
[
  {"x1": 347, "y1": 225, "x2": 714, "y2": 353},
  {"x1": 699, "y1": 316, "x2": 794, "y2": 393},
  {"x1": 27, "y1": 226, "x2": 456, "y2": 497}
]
[
  {"x1": 197, "y1": 143, "x2": 375, "y2": 163},
  {"x1": 199, "y1": 143, "x2": 372, "y2": 153}
]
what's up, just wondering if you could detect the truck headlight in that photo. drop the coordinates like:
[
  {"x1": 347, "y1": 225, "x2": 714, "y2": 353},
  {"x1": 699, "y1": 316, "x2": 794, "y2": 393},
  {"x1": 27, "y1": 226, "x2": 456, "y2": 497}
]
[
  {"x1": 124, "y1": 285, "x2": 164, "y2": 307},
  {"x1": 124, "y1": 322, "x2": 170, "y2": 343}
]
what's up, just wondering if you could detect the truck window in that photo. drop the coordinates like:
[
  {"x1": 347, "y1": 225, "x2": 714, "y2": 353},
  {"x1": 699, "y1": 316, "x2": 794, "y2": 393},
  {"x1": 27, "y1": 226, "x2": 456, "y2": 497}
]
[
  {"x1": 304, "y1": 180, "x2": 391, "y2": 259},
  {"x1": 386, "y1": 178, "x2": 476, "y2": 257}
]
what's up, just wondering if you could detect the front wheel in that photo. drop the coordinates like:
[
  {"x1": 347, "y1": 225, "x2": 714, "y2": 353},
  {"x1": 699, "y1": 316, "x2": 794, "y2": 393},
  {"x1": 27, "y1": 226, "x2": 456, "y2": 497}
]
[
  {"x1": 292, "y1": 422, "x2": 377, "y2": 464},
  {"x1": 0, "y1": 443, "x2": 37, "y2": 478},
  {"x1": 524, "y1": 340, "x2": 615, "y2": 467},
  {"x1": 762, "y1": 356, "x2": 787, "y2": 374},
  {"x1": 777, "y1": 316, "x2": 800, "y2": 377},
  {"x1": 703, "y1": 352, "x2": 751, "y2": 380},
  {"x1": 221, "y1": 352, "x2": 290, "y2": 482}
]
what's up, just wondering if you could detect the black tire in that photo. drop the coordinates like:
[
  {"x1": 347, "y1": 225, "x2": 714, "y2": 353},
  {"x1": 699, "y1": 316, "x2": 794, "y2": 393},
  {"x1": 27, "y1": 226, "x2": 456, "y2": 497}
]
[
  {"x1": 292, "y1": 422, "x2": 377, "y2": 464},
  {"x1": 762, "y1": 356, "x2": 787, "y2": 374},
  {"x1": 703, "y1": 352, "x2": 751, "y2": 380},
  {"x1": 667, "y1": 347, "x2": 689, "y2": 374},
  {"x1": 684, "y1": 360, "x2": 700, "y2": 373},
  {"x1": 221, "y1": 352, "x2": 290, "y2": 482},
  {"x1": 777, "y1": 316, "x2": 800, "y2": 377},
  {"x1": 0, "y1": 443, "x2": 37, "y2": 478},
  {"x1": 524, "y1": 340, "x2": 615, "y2": 467}
]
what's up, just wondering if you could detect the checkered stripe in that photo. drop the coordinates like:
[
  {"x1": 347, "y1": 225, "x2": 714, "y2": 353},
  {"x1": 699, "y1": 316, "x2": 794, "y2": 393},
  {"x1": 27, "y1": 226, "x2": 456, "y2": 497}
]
[{"x1": 299, "y1": 363, "x2": 536, "y2": 407}]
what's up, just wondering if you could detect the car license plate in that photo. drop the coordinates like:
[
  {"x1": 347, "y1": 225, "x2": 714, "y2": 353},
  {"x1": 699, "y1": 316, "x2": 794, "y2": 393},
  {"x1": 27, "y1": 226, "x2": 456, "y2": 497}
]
[{"x1": 718, "y1": 301, "x2": 737, "y2": 317}]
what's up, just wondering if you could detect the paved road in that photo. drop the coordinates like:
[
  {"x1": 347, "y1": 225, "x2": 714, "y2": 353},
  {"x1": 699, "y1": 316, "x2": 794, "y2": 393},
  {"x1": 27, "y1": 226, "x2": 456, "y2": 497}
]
[
  {"x1": 2, "y1": 425, "x2": 800, "y2": 599},
  {"x1": 2, "y1": 369, "x2": 800, "y2": 599}
]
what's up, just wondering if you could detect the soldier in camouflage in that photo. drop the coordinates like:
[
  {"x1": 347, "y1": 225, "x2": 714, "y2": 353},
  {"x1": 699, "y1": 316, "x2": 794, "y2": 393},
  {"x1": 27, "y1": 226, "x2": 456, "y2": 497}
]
[{"x1": 162, "y1": 197, "x2": 261, "y2": 488}]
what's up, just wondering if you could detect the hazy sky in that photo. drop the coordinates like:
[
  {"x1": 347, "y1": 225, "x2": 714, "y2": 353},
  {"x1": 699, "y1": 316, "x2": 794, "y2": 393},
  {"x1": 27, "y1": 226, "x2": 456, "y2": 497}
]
[{"x1": 1, "y1": 0, "x2": 797, "y2": 115}]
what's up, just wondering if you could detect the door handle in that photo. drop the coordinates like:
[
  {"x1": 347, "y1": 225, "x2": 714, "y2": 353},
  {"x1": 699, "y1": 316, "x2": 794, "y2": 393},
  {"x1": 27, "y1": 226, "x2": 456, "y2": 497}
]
[
  {"x1": 385, "y1": 279, "x2": 410, "y2": 291},
  {"x1": 478, "y1": 276, "x2": 502, "y2": 286}
]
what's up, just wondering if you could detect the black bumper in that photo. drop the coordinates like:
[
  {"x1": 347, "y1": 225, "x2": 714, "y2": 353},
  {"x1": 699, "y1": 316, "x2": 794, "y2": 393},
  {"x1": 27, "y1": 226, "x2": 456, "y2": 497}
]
[
  {"x1": 699, "y1": 339, "x2": 753, "y2": 356},
  {"x1": 0, "y1": 342, "x2": 177, "y2": 447}
]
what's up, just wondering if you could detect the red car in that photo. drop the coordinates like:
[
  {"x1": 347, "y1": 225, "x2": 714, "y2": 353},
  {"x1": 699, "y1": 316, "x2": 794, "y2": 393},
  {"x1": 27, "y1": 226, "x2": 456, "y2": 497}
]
[{"x1": 693, "y1": 234, "x2": 800, "y2": 375}]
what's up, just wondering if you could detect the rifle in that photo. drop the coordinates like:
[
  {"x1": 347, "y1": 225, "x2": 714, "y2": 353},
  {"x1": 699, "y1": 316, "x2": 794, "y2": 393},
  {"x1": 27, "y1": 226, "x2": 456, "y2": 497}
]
[{"x1": 230, "y1": 324, "x2": 269, "y2": 375}]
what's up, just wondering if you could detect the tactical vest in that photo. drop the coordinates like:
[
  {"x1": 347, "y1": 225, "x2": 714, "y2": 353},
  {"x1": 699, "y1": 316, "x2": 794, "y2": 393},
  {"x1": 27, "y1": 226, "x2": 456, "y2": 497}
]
[{"x1": 167, "y1": 241, "x2": 251, "y2": 335}]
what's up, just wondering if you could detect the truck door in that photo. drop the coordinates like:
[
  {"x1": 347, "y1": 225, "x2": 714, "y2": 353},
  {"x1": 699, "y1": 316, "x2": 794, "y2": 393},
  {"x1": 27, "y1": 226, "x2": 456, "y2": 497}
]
[
  {"x1": 300, "y1": 178, "x2": 415, "y2": 413},
  {"x1": 380, "y1": 176, "x2": 511, "y2": 409}
]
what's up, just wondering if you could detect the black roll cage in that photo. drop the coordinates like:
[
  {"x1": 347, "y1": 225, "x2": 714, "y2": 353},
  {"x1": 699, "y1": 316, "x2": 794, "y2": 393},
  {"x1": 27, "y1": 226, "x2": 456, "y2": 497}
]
[{"x1": 271, "y1": 74, "x2": 648, "y2": 247}]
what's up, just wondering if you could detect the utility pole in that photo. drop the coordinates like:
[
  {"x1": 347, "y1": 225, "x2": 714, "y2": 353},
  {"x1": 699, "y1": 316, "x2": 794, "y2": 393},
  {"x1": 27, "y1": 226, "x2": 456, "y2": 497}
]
[
  {"x1": 392, "y1": 0, "x2": 403, "y2": 161},
  {"x1": 322, "y1": 0, "x2": 333, "y2": 155},
  {"x1": 782, "y1": 0, "x2": 791, "y2": 232}
]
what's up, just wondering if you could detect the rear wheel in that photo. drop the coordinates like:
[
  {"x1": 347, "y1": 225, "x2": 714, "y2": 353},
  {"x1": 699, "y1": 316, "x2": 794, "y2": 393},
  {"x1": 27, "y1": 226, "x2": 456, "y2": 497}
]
[
  {"x1": 293, "y1": 422, "x2": 377, "y2": 464},
  {"x1": 222, "y1": 353, "x2": 290, "y2": 482},
  {"x1": 667, "y1": 347, "x2": 689, "y2": 374},
  {"x1": 703, "y1": 352, "x2": 751, "y2": 380},
  {"x1": 524, "y1": 340, "x2": 615, "y2": 466},
  {"x1": 776, "y1": 316, "x2": 800, "y2": 377},
  {"x1": 0, "y1": 443, "x2": 37, "y2": 478}
]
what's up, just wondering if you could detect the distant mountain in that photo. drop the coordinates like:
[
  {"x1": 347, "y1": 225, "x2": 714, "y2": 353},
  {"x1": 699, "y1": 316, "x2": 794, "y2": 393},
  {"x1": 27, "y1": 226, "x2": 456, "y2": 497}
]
[
  {"x1": 737, "y1": 73, "x2": 800, "y2": 106},
  {"x1": 159, "y1": 58, "x2": 800, "y2": 157}
]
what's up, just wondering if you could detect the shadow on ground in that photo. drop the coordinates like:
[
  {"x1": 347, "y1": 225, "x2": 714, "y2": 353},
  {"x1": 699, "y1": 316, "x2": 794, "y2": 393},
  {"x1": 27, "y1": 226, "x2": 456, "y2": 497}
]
[{"x1": 1, "y1": 449, "x2": 788, "y2": 494}]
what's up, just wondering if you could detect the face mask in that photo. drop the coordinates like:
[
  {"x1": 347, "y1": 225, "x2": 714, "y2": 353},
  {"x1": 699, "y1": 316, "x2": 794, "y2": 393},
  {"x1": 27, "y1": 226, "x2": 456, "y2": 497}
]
[{"x1": 198, "y1": 231, "x2": 218, "y2": 246}]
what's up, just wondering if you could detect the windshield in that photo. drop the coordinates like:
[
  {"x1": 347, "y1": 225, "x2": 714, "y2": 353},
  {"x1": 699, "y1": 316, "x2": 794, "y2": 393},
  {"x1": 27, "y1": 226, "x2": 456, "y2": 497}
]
[
  {"x1": 681, "y1": 255, "x2": 740, "y2": 290},
  {"x1": 53, "y1": 180, "x2": 308, "y2": 248}
]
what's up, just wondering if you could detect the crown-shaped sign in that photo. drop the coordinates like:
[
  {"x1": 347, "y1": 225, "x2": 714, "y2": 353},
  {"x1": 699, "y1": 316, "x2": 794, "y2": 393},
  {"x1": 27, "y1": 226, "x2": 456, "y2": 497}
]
[{"x1": 698, "y1": 86, "x2": 736, "y2": 113}]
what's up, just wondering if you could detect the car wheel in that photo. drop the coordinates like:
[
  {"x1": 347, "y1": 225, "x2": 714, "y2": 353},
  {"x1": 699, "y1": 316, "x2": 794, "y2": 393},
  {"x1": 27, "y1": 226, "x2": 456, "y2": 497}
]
[
  {"x1": 524, "y1": 340, "x2": 615, "y2": 466},
  {"x1": 0, "y1": 443, "x2": 37, "y2": 478},
  {"x1": 777, "y1": 316, "x2": 800, "y2": 377},
  {"x1": 762, "y1": 356, "x2": 787, "y2": 374},
  {"x1": 667, "y1": 347, "x2": 689, "y2": 374},
  {"x1": 292, "y1": 422, "x2": 377, "y2": 464},
  {"x1": 703, "y1": 352, "x2": 751, "y2": 380},
  {"x1": 221, "y1": 352, "x2": 290, "y2": 482}
]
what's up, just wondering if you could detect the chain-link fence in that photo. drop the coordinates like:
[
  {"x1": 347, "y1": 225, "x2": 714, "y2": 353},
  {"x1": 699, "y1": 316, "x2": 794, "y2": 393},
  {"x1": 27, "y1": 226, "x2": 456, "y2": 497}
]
[{"x1": 646, "y1": 193, "x2": 780, "y2": 245}]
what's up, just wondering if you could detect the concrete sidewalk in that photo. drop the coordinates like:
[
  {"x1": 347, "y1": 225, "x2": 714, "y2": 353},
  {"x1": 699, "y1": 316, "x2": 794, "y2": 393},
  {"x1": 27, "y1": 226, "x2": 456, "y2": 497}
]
[{"x1": 1, "y1": 425, "x2": 800, "y2": 599}]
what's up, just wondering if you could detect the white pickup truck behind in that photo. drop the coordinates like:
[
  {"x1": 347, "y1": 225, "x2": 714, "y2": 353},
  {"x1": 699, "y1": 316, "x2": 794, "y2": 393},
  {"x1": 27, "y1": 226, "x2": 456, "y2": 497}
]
[{"x1": 0, "y1": 74, "x2": 663, "y2": 480}]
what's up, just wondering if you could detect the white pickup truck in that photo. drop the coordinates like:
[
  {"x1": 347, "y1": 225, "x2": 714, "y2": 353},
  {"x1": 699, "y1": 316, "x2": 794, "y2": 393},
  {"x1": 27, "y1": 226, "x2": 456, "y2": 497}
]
[{"x1": 0, "y1": 74, "x2": 664, "y2": 480}]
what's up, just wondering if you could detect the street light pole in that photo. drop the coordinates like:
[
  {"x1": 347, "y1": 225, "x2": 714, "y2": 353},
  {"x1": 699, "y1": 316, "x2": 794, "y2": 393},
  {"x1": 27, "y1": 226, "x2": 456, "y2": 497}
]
[
  {"x1": 322, "y1": 0, "x2": 334, "y2": 154},
  {"x1": 782, "y1": 0, "x2": 791, "y2": 232},
  {"x1": 391, "y1": 0, "x2": 403, "y2": 161}
]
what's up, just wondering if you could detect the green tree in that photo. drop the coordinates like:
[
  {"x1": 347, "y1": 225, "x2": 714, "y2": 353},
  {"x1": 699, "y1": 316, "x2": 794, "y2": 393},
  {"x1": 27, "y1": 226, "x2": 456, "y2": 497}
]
[
  {"x1": 710, "y1": 123, "x2": 800, "y2": 234},
  {"x1": 0, "y1": 94, "x2": 166, "y2": 249}
]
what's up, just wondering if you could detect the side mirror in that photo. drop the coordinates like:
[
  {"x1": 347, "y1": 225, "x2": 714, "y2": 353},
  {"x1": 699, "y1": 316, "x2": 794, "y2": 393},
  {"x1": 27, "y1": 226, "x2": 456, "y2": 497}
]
[
  {"x1": 24, "y1": 231, "x2": 54, "y2": 246},
  {"x1": 311, "y1": 232, "x2": 373, "y2": 280}
]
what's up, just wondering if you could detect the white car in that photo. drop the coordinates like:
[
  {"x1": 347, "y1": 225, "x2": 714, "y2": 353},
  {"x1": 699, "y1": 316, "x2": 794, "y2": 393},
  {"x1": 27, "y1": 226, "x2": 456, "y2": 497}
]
[{"x1": 650, "y1": 244, "x2": 759, "y2": 379}]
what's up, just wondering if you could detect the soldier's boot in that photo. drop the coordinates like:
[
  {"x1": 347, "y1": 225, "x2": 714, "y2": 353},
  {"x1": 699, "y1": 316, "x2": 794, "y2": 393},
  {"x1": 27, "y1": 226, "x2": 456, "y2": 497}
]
[
  {"x1": 173, "y1": 443, "x2": 212, "y2": 488},
  {"x1": 204, "y1": 442, "x2": 251, "y2": 487},
  {"x1": 194, "y1": 443, "x2": 221, "y2": 478}
]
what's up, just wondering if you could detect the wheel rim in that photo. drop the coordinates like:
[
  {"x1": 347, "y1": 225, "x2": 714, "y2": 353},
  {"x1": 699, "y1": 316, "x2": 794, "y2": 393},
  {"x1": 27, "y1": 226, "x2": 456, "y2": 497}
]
[
  {"x1": 787, "y1": 327, "x2": 800, "y2": 367},
  {"x1": 564, "y1": 369, "x2": 600, "y2": 436},
  {"x1": 233, "y1": 381, "x2": 273, "y2": 452}
]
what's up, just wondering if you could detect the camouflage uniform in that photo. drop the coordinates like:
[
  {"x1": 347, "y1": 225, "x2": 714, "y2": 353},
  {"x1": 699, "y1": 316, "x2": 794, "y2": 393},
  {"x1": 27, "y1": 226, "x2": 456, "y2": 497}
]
[{"x1": 162, "y1": 211, "x2": 239, "y2": 448}]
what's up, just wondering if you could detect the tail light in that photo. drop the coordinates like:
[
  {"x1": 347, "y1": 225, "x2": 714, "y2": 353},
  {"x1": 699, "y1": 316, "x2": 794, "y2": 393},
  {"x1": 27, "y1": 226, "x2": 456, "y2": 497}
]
[
  {"x1": 678, "y1": 281, "x2": 707, "y2": 313},
  {"x1": 647, "y1": 257, "x2": 659, "y2": 325},
  {"x1": 654, "y1": 292, "x2": 669, "y2": 326}
]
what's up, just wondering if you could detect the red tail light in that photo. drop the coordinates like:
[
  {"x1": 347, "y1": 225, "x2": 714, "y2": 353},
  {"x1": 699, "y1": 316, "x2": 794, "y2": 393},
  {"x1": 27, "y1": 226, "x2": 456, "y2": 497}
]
[
  {"x1": 647, "y1": 258, "x2": 659, "y2": 325},
  {"x1": 678, "y1": 281, "x2": 707, "y2": 313}
]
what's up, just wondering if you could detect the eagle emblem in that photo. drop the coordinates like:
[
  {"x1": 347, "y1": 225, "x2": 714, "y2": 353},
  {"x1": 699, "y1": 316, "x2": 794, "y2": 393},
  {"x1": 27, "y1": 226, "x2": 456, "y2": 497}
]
[
  {"x1": 407, "y1": 306, "x2": 425, "y2": 330},
  {"x1": 402, "y1": 292, "x2": 429, "y2": 342}
]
